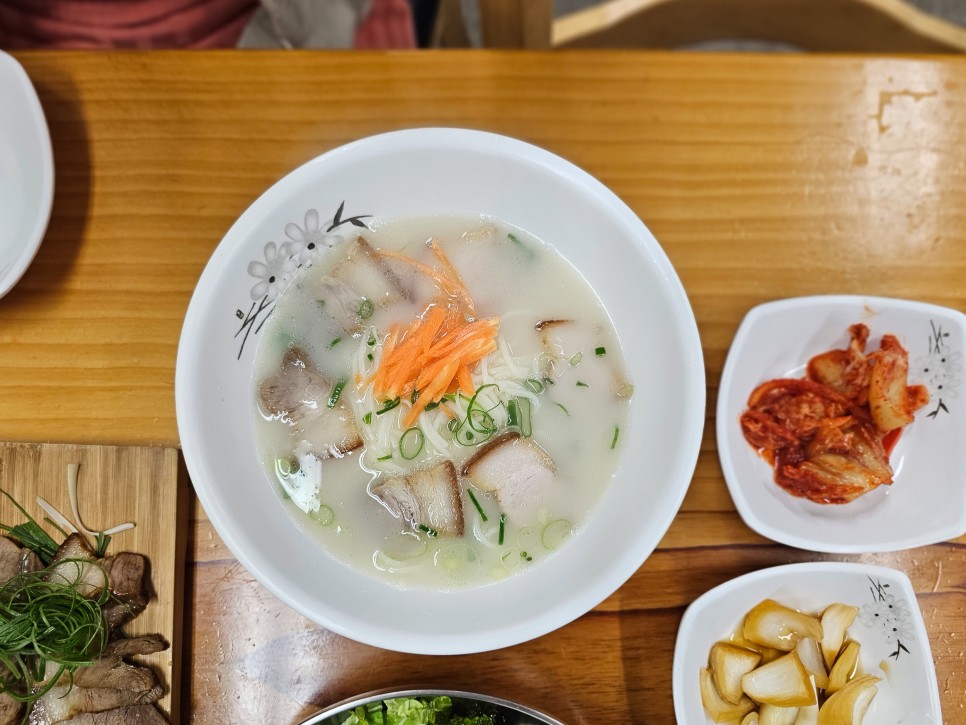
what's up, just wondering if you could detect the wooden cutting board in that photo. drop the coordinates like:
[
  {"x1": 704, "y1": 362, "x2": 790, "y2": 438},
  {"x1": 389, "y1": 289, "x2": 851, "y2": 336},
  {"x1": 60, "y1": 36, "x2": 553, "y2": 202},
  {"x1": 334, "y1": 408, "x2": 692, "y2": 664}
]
[{"x1": 0, "y1": 443, "x2": 184, "y2": 722}]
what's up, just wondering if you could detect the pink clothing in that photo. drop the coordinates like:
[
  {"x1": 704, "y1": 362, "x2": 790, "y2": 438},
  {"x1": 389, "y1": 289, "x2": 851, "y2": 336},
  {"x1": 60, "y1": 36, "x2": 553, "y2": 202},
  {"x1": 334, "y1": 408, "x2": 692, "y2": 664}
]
[
  {"x1": 355, "y1": 0, "x2": 415, "y2": 49},
  {"x1": 0, "y1": 0, "x2": 414, "y2": 49}
]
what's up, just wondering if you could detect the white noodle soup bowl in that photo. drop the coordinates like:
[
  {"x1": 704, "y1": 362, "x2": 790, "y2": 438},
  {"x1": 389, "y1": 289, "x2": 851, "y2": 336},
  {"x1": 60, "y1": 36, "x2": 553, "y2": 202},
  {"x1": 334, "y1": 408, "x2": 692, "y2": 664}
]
[{"x1": 176, "y1": 129, "x2": 704, "y2": 654}]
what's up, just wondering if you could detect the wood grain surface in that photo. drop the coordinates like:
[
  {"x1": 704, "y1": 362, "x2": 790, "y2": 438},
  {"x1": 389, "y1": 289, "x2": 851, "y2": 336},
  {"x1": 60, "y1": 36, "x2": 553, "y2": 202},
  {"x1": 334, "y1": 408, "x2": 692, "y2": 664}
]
[
  {"x1": 0, "y1": 443, "x2": 184, "y2": 721},
  {"x1": 2, "y1": 50, "x2": 965, "y2": 724}
]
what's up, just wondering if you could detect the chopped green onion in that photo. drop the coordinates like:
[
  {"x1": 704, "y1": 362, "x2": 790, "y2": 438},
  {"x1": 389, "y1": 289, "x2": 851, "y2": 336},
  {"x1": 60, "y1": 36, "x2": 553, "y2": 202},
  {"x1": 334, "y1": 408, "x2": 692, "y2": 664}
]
[
  {"x1": 367, "y1": 353, "x2": 373, "y2": 362},
  {"x1": 576, "y1": 381, "x2": 589, "y2": 388},
  {"x1": 522, "y1": 550, "x2": 533, "y2": 562},
  {"x1": 316, "y1": 299, "x2": 326, "y2": 309},
  {"x1": 358, "y1": 299, "x2": 374, "y2": 319},
  {"x1": 410, "y1": 389, "x2": 420, "y2": 404},
  {"x1": 506, "y1": 399, "x2": 519, "y2": 428},
  {"x1": 542, "y1": 376, "x2": 555, "y2": 386},
  {"x1": 507, "y1": 232, "x2": 532, "y2": 255},
  {"x1": 498, "y1": 513, "x2": 506, "y2": 545},
  {"x1": 367, "y1": 333, "x2": 376, "y2": 347},
  {"x1": 569, "y1": 352, "x2": 583, "y2": 366},
  {"x1": 327, "y1": 379, "x2": 346, "y2": 408},
  {"x1": 524, "y1": 378, "x2": 545, "y2": 394},
  {"x1": 424, "y1": 401, "x2": 440, "y2": 412},
  {"x1": 363, "y1": 412, "x2": 372, "y2": 425},
  {"x1": 467, "y1": 489, "x2": 488, "y2": 522},
  {"x1": 555, "y1": 402, "x2": 570, "y2": 416},
  {"x1": 377, "y1": 453, "x2": 392, "y2": 461},
  {"x1": 611, "y1": 426, "x2": 620, "y2": 449},
  {"x1": 541, "y1": 519, "x2": 573, "y2": 550},
  {"x1": 517, "y1": 397, "x2": 532, "y2": 437},
  {"x1": 0, "y1": 491, "x2": 61, "y2": 564},
  {"x1": 464, "y1": 431, "x2": 475, "y2": 442},
  {"x1": 447, "y1": 418, "x2": 460, "y2": 434},
  {"x1": 595, "y1": 346, "x2": 607, "y2": 356},
  {"x1": 329, "y1": 337, "x2": 342, "y2": 349},
  {"x1": 617, "y1": 382, "x2": 634, "y2": 398},
  {"x1": 400, "y1": 427, "x2": 425, "y2": 460},
  {"x1": 309, "y1": 505, "x2": 335, "y2": 526},
  {"x1": 418, "y1": 524, "x2": 438, "y2": 538},
  {"x1": 375, "y1": 397, "x2": 401, "y2": 415}
]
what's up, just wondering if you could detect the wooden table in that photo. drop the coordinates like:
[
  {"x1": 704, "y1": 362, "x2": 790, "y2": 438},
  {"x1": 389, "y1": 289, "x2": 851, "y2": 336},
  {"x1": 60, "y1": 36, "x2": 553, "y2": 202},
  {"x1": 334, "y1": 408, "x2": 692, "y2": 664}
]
[{"x1": 3, "y1": 50, "x2": 965, "y2": 724}]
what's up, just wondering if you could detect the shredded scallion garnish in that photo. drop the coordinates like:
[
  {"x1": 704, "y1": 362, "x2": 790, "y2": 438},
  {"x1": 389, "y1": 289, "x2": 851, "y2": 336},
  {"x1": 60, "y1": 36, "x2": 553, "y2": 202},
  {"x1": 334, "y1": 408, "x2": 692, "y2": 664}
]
[
  {"x1": 498, "y1": 513, "x2": 506, "y2": 545},
  {"x1": 555, "y1": 402, "x2": 570, "y2": 416},
  {"x1": 375, "y1": 397, "x2": 401, "y2": 415},
  {"x1": 524, "y1": 378, "x2": 544, "y2": 394},
  {"x1": 329, "y1": 337, "x2": 342, "y2": 349},
  {"x1": 611, "y1": 426, "x2": 620, "y2": 449},
  {"x1": 327, "y1": 379, "x2": 346, "y2": 408},
  {"x1": 399, "y1": 427, "x2": 425, "y2": 460},
  {"x1": 377, "y1": 453, "x2": 392, "y2": 461},
  {"x1": 467, "y1": 489, "x2": 487, "y2": 522},
  {"x1": 418, "y1": 524, "x2": 438, "y2": 538}
]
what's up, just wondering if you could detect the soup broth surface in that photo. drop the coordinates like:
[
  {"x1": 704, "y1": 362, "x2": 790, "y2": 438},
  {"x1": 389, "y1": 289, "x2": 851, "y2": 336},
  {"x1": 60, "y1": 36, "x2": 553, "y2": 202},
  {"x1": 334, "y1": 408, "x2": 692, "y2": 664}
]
[{"x1": 253, "y1": 214, "x2": 631, "y2": 589}]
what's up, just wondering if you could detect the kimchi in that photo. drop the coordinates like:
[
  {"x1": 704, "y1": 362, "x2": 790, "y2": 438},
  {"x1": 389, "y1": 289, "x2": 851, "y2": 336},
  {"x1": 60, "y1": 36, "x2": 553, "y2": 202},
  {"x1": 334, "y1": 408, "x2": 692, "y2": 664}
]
[{"x1": 740, "y1": 324, "x2": 928, "y2": 504}]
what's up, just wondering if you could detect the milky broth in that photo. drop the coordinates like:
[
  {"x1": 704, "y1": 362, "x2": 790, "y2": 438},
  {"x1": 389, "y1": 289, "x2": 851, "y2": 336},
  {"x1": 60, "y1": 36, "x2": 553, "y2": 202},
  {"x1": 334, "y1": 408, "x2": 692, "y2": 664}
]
[{"x1": 252, "y1": 214, "x2": 631, "y2": 590}]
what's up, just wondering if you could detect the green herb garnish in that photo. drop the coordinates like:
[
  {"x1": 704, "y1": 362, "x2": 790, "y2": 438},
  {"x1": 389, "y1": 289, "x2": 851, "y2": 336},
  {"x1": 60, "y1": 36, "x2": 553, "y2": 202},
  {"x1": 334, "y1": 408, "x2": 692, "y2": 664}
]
[
  {"x1": 611, "y1": 425, "x2": 620, "y2": 449},
  {"x1": 327, "y1": 379, "x2": 346, "y2": 408},
  {"x1": 576, "y1": 381, "x2": 588, "y2": 388},
  {"x1": 467, "y1": 489, "x2": 487, "y2": 522},
  {"x1": 418, "y1": 524, "x2": 438, "y2": 538},
  {"x1": 375, "y1": 397, "x2": 401, "y2": 415},
  {"x1": 329, "y1": 337, "x2": 342, "y2": 349},
  {"x1": 357, "y1": 299, "x2": 374, "y2": 320},
  {"x1": 399, "y1": 427, "x2": 425, "y2": 460},
  {"x1": 498, "y1": 513, "x2": 505, "y2": 545},
  {"x1": 595, "y1": 346, "x2": 606, "y2": 356},
  {"x1": 555, "y1": 402, "x2": 570, "y2": 416}
]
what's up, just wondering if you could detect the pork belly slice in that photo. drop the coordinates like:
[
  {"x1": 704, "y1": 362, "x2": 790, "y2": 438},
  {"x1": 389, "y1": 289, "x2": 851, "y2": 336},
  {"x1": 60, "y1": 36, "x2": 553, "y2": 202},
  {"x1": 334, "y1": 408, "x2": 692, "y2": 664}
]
[
  {"x1": 45, "y1": 534, "x2": 106, "y2": 598},
  {"x1": 461, "y1": 432, "x2": 556, "y2": 526},
  {"x1": 101, "y1": 553, "x2": 150, "y2": 631},
  {"x1": 536, "y1": 319, "x2": 627, "y2": 396},
  {"x1": 327, "y1": 236, "x2": 413, "y2": 309},
  {"x1": 30, "y1": 636, "x2": 167, "y2": 725},
  {"x1": 0, "y1": 536, "x2": 41, "y2": 582},
  {"x1": 0, "y1": 692, "x2": 22, "y2": 725},
  {"x1": 372, "y1": 461, "x2": 464, "y2": 537},
  {"x1": 259, "y1": 346, "x2": 362, "y2": 458}
]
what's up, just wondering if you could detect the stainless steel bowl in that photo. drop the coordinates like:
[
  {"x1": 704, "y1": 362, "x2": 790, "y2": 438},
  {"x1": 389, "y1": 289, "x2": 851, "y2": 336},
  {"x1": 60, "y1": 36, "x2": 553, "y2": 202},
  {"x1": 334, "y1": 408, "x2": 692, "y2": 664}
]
[{"x1": 299, "y1": 688, "x2": 567, "y2": 725}]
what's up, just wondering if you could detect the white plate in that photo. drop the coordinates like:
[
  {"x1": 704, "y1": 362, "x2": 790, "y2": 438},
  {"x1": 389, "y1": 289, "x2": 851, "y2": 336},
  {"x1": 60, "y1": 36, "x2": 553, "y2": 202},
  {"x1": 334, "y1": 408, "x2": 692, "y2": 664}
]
[
  {"x1": 176, "y1": 128, "x2": 705, "y2": 654},
  {"x1": 717, "y1": 295, "x2": 966, "y2": 553},
  {"x1": 0, "y1": 51, "x2": 54, "y2": 299},
  {"x1": 673, "y1": 562, "x2": 943, "y2": 725}
]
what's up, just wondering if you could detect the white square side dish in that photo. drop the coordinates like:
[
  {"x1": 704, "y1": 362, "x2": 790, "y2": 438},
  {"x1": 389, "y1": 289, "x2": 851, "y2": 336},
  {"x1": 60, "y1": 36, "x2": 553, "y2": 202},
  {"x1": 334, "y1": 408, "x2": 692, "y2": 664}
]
[
  {"x1": 673, "y1": 562, "x2": 942, "y2": 725},
  {"x1": 716, "y1": 295, "x2": 966, "y2": 553}
]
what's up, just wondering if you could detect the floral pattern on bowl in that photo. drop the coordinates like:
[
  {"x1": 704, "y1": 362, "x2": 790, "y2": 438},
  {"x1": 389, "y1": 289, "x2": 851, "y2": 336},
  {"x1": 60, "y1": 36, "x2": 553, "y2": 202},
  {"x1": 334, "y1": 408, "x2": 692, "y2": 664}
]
[
  {"x1": 672, "y1": 562, "x2": 942, "y2": 725},
  {"x1": 716, "y1": 295, "x2": 966, "y2": 553},
  {"x1": 234, "y1": 202, "x2": 371, "y2": 360}
]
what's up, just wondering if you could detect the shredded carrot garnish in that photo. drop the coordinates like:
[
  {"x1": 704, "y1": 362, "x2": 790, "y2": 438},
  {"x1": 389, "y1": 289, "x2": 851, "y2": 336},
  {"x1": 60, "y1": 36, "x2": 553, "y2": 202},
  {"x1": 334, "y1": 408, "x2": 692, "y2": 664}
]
[{"x1": 369, "y1": 240, "x2": 499, "y2": 427}]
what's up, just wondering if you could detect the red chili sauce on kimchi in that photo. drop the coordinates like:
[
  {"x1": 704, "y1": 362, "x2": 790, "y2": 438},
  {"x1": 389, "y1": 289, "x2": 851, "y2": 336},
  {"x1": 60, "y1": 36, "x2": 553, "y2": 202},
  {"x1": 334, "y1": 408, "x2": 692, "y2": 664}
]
[{"x1": 740, "y1": 324, "x2": 929, "y2": 504}]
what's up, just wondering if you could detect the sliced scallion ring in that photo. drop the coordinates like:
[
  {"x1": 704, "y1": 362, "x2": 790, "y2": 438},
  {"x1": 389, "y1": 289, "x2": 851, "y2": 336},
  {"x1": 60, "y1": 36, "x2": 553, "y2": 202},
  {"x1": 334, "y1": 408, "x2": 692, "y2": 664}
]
[
  {"x1": 309, "y1": 505, "x2": 334, "y2": 526},
  {"x1": 399, "y1": 427, "x2": 425, "y2": 460},
  {"x1": 358, "y1": 298, "x2": 374, "y2": 319},
  {"x1": 541, "y1": 519, "x2": 573, "y2": 550},
  {"x1": 524, "y1": 378, "x2": 544, "y2": 394}
]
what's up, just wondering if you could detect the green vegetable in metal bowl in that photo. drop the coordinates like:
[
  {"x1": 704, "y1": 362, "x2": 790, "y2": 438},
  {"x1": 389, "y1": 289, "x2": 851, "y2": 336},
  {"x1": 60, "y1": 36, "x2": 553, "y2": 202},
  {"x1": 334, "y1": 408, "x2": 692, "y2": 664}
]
[{"x1": 340, "y1": 695, "x2": 500, "y2": 724}]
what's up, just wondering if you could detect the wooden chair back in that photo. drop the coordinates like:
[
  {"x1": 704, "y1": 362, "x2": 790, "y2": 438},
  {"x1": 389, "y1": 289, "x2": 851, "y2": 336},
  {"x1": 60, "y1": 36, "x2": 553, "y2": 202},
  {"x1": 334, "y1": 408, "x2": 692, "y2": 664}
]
[{"x1": 461, "y1": 0, "x2": 966, "y2": 52}]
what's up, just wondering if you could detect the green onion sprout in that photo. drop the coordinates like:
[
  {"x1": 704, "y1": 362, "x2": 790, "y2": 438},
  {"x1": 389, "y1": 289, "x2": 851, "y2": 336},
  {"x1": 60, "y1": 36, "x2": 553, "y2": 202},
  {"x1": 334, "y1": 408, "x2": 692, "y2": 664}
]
[
  {"x1": 327, "y1": 379, "x2": 346, "y2": 408},
  {"x1": 375, "y1": 397, "x2": 401, "y2": 415},
  {"x1": 467, "y1": 489, "x2": 487, "y2": 522},
  {"x1": 498, "y1": 513, "x2": 506, "y2": 545},
  {"x1": 399, "y1": 427, "x2": 425, "y2": 460}
]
